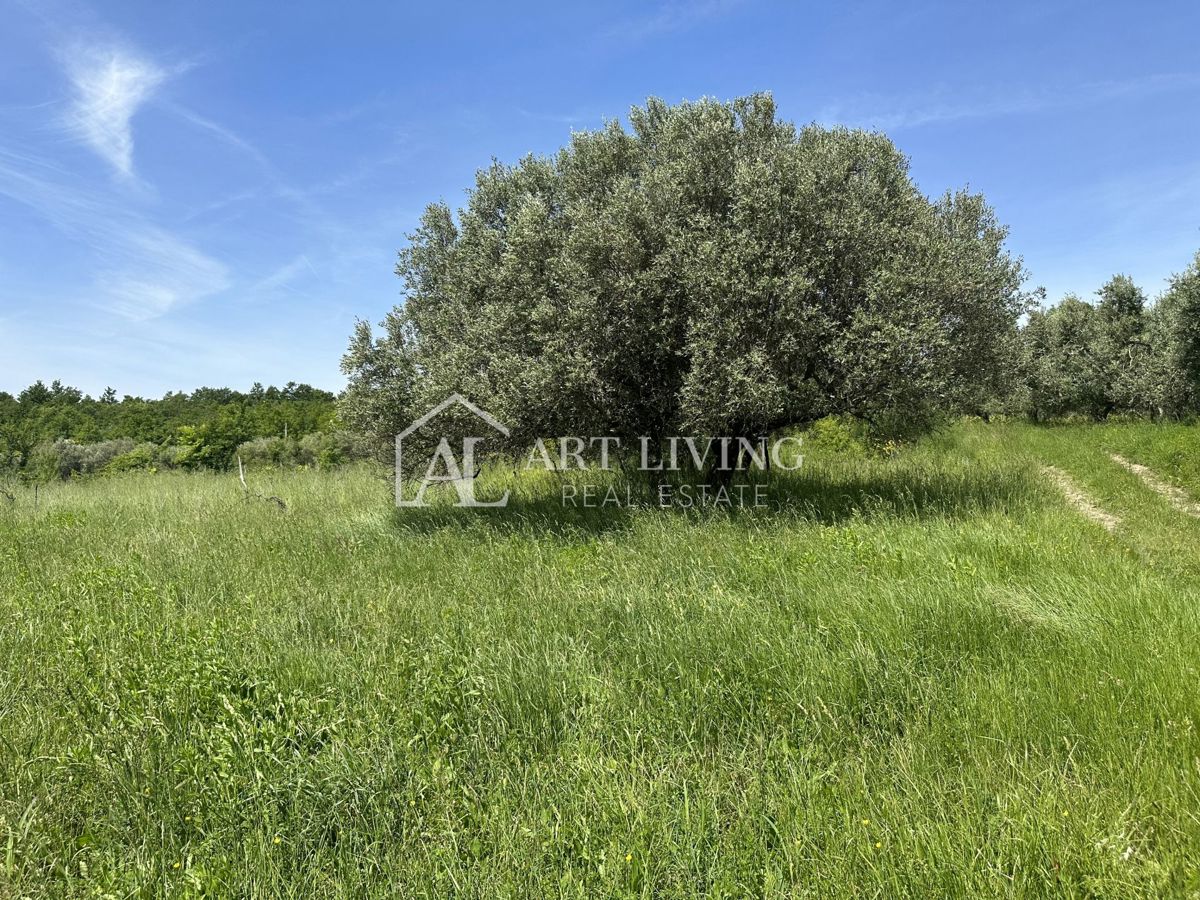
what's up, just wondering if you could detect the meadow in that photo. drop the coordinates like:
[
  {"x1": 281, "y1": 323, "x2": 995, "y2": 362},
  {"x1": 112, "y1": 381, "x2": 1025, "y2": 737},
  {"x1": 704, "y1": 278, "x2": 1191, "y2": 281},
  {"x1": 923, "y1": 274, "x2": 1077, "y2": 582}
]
[{"x1": 2, "y1": 420, "x2": 1200, "y2": 897}]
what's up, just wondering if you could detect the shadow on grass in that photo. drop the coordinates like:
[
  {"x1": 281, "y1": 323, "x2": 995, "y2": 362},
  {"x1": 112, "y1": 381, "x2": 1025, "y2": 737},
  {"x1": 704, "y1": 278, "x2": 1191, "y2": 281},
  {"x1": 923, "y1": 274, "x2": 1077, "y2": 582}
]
[{"x1": 390, "y1": 461, "x2": 1040, "y2": 539}]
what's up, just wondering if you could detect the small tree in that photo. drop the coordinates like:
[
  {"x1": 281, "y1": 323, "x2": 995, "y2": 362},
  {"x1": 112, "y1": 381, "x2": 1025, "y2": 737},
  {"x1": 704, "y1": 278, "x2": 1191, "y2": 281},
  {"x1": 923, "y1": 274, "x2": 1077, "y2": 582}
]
[
  {"x1": 1094, "y1": 275, "x2": 1149, "y2": 415},
  {"x1": 1022, "y1": 296, "x2": 1107, "y2": 420},
  {"x1": 339, "y1": 311, "x2": 417, "y2": 462}
]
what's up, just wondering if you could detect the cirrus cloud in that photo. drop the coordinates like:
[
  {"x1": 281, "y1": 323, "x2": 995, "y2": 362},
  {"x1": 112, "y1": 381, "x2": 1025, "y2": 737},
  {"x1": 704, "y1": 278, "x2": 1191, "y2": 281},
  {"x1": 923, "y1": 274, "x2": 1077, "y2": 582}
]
[{"x1": 61, "y1": 44, "x2": 166, "y2": 177}]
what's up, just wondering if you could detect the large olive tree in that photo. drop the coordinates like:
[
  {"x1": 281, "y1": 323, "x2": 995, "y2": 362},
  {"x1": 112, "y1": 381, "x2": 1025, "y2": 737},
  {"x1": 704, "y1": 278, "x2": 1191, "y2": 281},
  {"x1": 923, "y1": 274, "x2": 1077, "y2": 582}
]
[{"x1": 342, "y1": 94, "x2": 1030, "y2": 458}]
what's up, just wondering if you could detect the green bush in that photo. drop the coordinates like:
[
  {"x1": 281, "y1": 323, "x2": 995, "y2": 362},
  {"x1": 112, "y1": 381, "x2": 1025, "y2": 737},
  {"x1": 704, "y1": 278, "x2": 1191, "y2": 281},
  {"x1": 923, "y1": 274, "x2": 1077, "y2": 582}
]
[
  {"x1": 298, "y1": 431, "x2": 367, "y2": 470},
  {"x1": 175, "y1": 411, "x2": 252, "y2": 470},
  {"x1": 236, "y1": 436, "x2": 300, "y2": 468},
  {"x1": 102, "y1": 443, "x2": 164, "y2": 475},
  {"x1": 237, "y1": 431, "x2": 368, "y2": 471},
  {"x1": 802, "y1": 416, "x2": 868, "y2": 457}
]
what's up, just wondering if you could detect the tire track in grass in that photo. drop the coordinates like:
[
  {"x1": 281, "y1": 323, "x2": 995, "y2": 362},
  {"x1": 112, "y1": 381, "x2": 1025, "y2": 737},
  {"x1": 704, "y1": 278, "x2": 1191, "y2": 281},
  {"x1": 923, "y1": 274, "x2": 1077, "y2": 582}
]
[
  {"x1": 1041, "y1": 465, "x2": 1121, "y2": 532},
  {"x1": 1110, "y1": 454, "x2": 1200, "y2": 518}
]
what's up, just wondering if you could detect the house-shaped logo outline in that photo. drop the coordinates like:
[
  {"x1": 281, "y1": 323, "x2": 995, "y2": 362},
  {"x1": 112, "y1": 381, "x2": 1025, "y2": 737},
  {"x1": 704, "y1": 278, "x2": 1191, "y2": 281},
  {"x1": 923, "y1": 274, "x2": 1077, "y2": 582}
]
[
  {"x1": 395, "y1": 393, "x2": 510, "y2": 507},
  {"x1": 396, "y1": 393, "x2": 510, "y2": 442}
]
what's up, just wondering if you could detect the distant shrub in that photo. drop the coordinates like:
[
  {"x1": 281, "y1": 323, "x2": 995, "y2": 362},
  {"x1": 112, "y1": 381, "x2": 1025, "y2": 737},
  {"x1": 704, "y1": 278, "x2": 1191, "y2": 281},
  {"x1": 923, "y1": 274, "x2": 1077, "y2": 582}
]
[
  {"x1": 156, "y1": 445, "x2": 189, "y2": 469},
  {"x1": 27, "y1": 445, "x2": 60, "y2": 482},
  {"x1": 236, "y1": 436, "x2": 300, "y2": 468},
  {"x1": 175, "y1": 410, "x2": 253, "y2": 470},
  {"x1": 298, "y1": 431, "x2": 368, "y2": 470},
  {"x1": 30, "y1": 438, "x2": 138, "y2": 481},
  {"x1": 103, "y1": 443, "x2": 165, "y2": 475},
  {"x1": 1105, "y1": 411, "x2": 1154, "y2": 425},
  {"x1": 1059, "y1": 412, "x2": 1095, "y2": 427},
  {"x1": 236, "y1": 431, "x2": 368, "y2": 470},
  {"x1": 26, "y1": 430, "x2": 369, "y2": 481}
]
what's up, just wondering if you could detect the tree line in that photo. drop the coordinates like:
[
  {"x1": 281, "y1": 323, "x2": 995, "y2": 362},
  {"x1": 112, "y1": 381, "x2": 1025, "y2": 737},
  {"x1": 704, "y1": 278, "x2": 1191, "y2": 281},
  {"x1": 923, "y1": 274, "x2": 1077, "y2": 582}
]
[
  {"x1": 1017, "y1": 261, "x2": 1200, "y2": 420},
  {"x1": 0, "y1": 381, "x2": 357, "y2": 480}
]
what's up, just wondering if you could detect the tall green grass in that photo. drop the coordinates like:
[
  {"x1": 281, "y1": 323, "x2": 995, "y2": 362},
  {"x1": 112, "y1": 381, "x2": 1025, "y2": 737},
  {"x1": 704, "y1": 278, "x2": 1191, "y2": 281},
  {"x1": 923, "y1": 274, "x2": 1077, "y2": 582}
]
[{"x1": 2, "y1": 422, "x2": 1200, "y2": 896}]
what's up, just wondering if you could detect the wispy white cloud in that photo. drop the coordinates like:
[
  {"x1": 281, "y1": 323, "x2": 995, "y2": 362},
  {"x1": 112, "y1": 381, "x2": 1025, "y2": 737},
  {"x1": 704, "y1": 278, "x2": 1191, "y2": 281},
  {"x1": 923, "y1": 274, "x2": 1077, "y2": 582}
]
[
  {"x1": 164, "y1": 100, "x2": 333, "y2": 215},
  {"x1": 250, "y1": 254, "x2": 317, "y2": 295},
  {"x1": 607, "y1": 0, "x2": 746, "y2": 43},
  {"x1": 97, "y1": 228, "x2": 230, "y2": 320},
  {"x1": 163, "y1": 101, "x2": 273, "y2": 173},
  {"x1": 179, "y1": 188, "x2": 261, "y2": 223},
  {"x1": 0, "y1": 146, "x2": 228, "y2": 319},
  {"x1": 820, "y1": 73, "x2": 1200, "y2": 132},
  {"x1": 60, "y1": 43, "x2": 166, "y2": 176},
  {"x1": 1022, "y1": 159, "x2": 1200, "y2": 304},
  {"x1": 516, "y1": 106, "x2": 608, "y2": 127}
]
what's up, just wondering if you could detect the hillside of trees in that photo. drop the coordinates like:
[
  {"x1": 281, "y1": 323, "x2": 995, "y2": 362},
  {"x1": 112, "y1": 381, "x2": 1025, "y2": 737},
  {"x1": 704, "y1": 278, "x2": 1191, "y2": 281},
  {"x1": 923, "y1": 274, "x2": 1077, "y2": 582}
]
[{"x1": 0, "y1": 381, "x2": 361, "y2": 481}]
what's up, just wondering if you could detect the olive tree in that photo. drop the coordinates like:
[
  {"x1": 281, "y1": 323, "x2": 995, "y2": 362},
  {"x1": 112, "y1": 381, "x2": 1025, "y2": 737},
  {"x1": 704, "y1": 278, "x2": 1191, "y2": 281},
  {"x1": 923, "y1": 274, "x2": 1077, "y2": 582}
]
[
  {"x1": 1018, "y1": 267, "x2": 1199, "y2": 421},
  {"x1": 1022, "y1": 296, "x2": 1107, "y2": 420},
  {"x1": 343, "y1": 94, "x2": 1031, "y2": 460},
  {"x1": 1094, "y1": 275, "x2": 1151, "y2": 415},
  {"x1": 1160, "y1": 252, "x2": 1200, "y2": 411}
]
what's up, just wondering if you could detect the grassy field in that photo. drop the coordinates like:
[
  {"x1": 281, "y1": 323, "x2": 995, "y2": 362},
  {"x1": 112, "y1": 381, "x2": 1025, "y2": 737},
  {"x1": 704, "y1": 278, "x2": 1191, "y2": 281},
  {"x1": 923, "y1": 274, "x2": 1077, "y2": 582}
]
[{"x1": 2, "y1": 421, "x2": 1200, "y2": 897}]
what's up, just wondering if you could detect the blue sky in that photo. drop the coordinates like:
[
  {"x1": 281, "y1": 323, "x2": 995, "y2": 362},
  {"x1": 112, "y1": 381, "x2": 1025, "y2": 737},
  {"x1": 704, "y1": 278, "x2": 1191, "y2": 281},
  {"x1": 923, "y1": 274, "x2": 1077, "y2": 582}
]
[{"x1": 2, "y1": 0, "x2": 1198, "y2": 397}]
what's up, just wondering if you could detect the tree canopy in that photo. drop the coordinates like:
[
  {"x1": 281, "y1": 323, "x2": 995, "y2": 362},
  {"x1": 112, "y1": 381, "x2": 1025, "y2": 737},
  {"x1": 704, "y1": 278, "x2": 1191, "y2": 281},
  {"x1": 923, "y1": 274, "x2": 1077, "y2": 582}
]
[
  {"x1": 1016, "y1": 259, "x2": 1200, "y2": 422},
  {"x1": 342, "y1": 94, "x2": 1032, "y2": 454}
]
